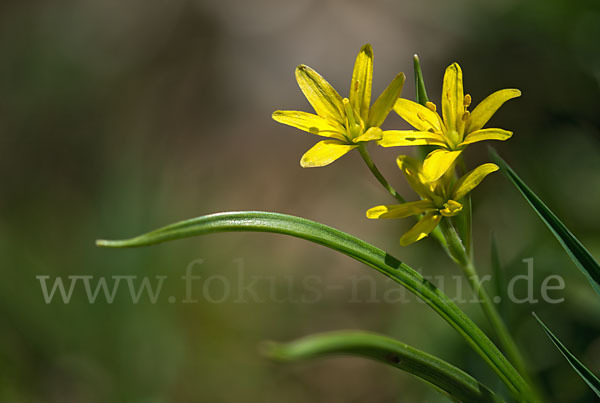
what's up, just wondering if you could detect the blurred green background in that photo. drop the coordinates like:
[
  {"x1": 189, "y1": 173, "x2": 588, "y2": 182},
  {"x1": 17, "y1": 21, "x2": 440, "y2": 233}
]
[{"x1": 1, "y1": 0, "x2": 599, "y2": 401}]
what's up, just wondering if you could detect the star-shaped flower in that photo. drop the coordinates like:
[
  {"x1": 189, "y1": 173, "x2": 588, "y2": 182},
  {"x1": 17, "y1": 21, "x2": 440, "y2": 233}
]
[
  {"x1": 378, "y1": 63, "x2": 520, "y2": 182},
  {"x1": 366, "y1": 155, "x2": 498, "y2": 246},
  {"x1": 273, "y1": 44, "x2": 405, "y2": 167}
]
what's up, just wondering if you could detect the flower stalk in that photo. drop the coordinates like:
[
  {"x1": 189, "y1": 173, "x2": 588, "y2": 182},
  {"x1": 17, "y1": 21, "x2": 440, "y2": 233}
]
[
  {"x1": 439, "y1": 218, "x2": 534, "y2": 392},
  {"x1": 358, "y1": 144, "x2": 405, "y2": 203}
]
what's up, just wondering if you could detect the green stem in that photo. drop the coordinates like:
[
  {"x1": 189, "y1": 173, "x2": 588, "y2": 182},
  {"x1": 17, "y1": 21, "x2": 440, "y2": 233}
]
[
  {"x1": 439, "y1": 219, "x2": 537, "y2": 396},
  {"x1": 457, "y1": 158, "x2": 473, "y2": 258},
  {"x1": 358, "y1": 144, "x2": 405, "y2": 203},
  {"x1": 463, "y1": 261, "x2": 528, "y2": 377}
]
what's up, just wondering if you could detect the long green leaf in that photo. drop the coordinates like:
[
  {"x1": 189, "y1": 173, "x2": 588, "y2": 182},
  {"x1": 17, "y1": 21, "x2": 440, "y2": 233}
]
[
  {"x1": 490, "y1": 148, "x2": 600, "y2": 296},
  {"x1": 532, "y1": 313, "x2": 600, "y2": 397},
  {"x1": 264, "y1": 330, "x2": 504, "y2": 403},
  {"x1": 490, "y1": 233, "x2": 508, "y2": 322},
  {"x1": 97, "y1": 211, "x2": 533, "y2": 400}
]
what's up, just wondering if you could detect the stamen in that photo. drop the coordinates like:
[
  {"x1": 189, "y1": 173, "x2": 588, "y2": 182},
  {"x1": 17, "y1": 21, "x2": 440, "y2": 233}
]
[
  {"x1": 425, "y1": 102, "x2": 436, "y2": 112},
  {"x1": 464, "y1": 94, "x2": 472, "y2": 108},
  {"x1": 462, "y1": 111, "x2": 470, "y2": 121}
]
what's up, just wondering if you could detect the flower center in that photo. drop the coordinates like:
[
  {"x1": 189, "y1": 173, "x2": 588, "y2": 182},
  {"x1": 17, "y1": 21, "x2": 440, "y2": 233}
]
[
  {"x1": 343, "y1": 97, "x2": 364, "y2": 141},
  {"x1": 445, "y1": 130, "x2": 462, "y2": 149},
  {"x1": 439, "y1": 200, "x2": 463, "y2": 217}
]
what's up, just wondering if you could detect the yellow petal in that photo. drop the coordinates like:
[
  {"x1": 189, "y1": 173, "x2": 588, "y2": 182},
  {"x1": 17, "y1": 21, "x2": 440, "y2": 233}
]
[
  {"x1": 300, "y1": 140, "x2": 358, "y2": 168},
  {"x1": 400, "y1": 212, "x2": 442, "y2": 246},
  {"x1": 295, "y1": 65, "x2": 345, "y2": 124},
  {"x1": 458, "y1": 128, "x2": 512, "y2": 147},
  {"x1": 468, "y1": 89, "x2": 521, "y2": 132},
  {"x1": 396, "y1": 155, "x2": 436, "y2": 200},
  {"x1": 272, "y1": 110, "x2": 346, "y2": 140},
  {"x1": 422, "y1": 149, "x2": 462, "y2": 182},
  {"x1": 367, "y1": 72, "x2": 405, "y2": 128},
  {"x1": 393, "y1": 98, "x2": 442, "y2": 132},
  {"x1": 452, "y1": 163, "x2": 499, "y2": 200},
  {"x1": 377, "y1": 130, "x2": 446, "y2": 147},
  {"x1": 349, "y1": 44, "x2": 373, "y2": 122},
  {"x1": 441, "y1": 63, "x2": 464, "y2": 132},
  {"x1": 366, "y1": 200, "x2": 436, "y2": 219},
  {"x1": 353, "y1": 127, "x2": 383, "y2": 143}
]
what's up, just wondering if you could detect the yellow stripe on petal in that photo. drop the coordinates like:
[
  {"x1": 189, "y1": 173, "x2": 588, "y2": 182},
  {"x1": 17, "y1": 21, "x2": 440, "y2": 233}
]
[
  {"x1": 295, "y1": 65, "x2": 345, "y2": 124},
  {"x1": 272, "y1": 110, "x2": 346, "y2": 140},
  {"x1": 400, "y1": 212, "x2": 442, "y2": 246},
  {"x1": 366, "y1": 200, "x2": 436, "y2": 219},
  {"x1": 300, "y1": 140, "x2": 358, "y2": 168},
  {"x1": 393, "y1": 98, "x2": 442, "y2": 132},
  {"x1": 422, "y1": 149, "x2": 462, "y2": 182},
  {"x1": 452, "y1": 163, "x2": 499, "y2": 200},
  {"x1": 468, "y1": 89, "x2": 521, "y2": 133},
  {"x1": 367, "y1": 72, "x2": 405, "y2": 128},
  {"x1": 458, "y1": 128, "x2": 512, "y2": 147},
  {"x1": 353, "y1": 127, "x2": 383, "y2": 143},
  {"x1": 378, "y1": 130, "x2": 446, "y2": 147},
  {"x1": 350, "y1": 44, "x2": 373, "y2": 122},
  {"x1": 441, "y1": 63, "x2": 464, "y2": 132}
]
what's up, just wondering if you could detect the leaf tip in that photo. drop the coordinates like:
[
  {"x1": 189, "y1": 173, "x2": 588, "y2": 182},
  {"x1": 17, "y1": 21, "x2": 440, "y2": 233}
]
[
  {"x1": 96, "y1": 238, "x2": 129, "y2": 248},
  {"x1": 360, "y1": 43, "x2": 373, "y2": 56},
  {"x1": 96, "y1": 239, "x2": 109, "y2": 247},
  {"x1": 259, "y1": 341, "x2": 290, "y2": 361}
]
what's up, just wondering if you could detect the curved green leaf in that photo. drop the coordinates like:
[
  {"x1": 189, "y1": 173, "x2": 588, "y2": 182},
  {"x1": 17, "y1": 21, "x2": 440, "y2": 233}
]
[
  {"x1": 490, "y1": 148, "x2": 600, "y2": 296},
  {"x1": 264, "y1": 330, "x2": 504, "y2": 403},
  {"x1": 97, "y1": 211, "x2": 532, "y2": 400},
  {"x1": 533, "y1": 313, "x2": 600, "y2": 397}
]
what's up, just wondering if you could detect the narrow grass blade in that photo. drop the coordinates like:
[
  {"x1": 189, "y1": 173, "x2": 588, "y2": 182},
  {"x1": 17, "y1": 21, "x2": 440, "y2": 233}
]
[
  {"x1": 413, "y1": 54, "x2": 429, "y2": 104},
  {"x1": 532, "y1": 313, "x2": 600, "y2": 397},
  {"x1": 97, "y1": 211, "x2": 533, "y2": 400},
  {"x1": 490, "y1": 233, "x2": 508, "y2": 321},
  {"x1": 264, "y1": 330, "x2": 504, "y2": 403},
  {"x1": 490, "y1": 148, "x2": 600, "y2": 296},
  {"x1": 413, "y1": 54, "x2": 435, "y2": 161}
]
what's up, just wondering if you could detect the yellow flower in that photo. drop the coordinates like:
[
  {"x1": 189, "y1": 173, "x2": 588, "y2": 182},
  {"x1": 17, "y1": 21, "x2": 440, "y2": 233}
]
[
  {"x1": 366, "y1": 156, "x2": 498, "y2": 246},
  {"x1": 378, "y1": 63, "x2": 520, "y2": 182},
  {"x1": 272, "y1": 44, "x2": 405, "y2": 167}
]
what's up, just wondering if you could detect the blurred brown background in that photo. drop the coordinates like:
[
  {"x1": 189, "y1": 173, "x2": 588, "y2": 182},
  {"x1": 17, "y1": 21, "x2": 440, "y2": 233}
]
[{"x1": 1, "y1": 0, "x2": 599, "y2": 402}]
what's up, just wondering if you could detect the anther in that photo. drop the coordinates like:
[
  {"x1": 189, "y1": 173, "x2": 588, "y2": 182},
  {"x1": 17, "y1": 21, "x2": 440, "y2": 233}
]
[
  {"x1": 425, "y1": 102, "x2": 436, "y2": 112},
  {"x1": 464, "y1": 94, "x2": 472, "y2": 108}
]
